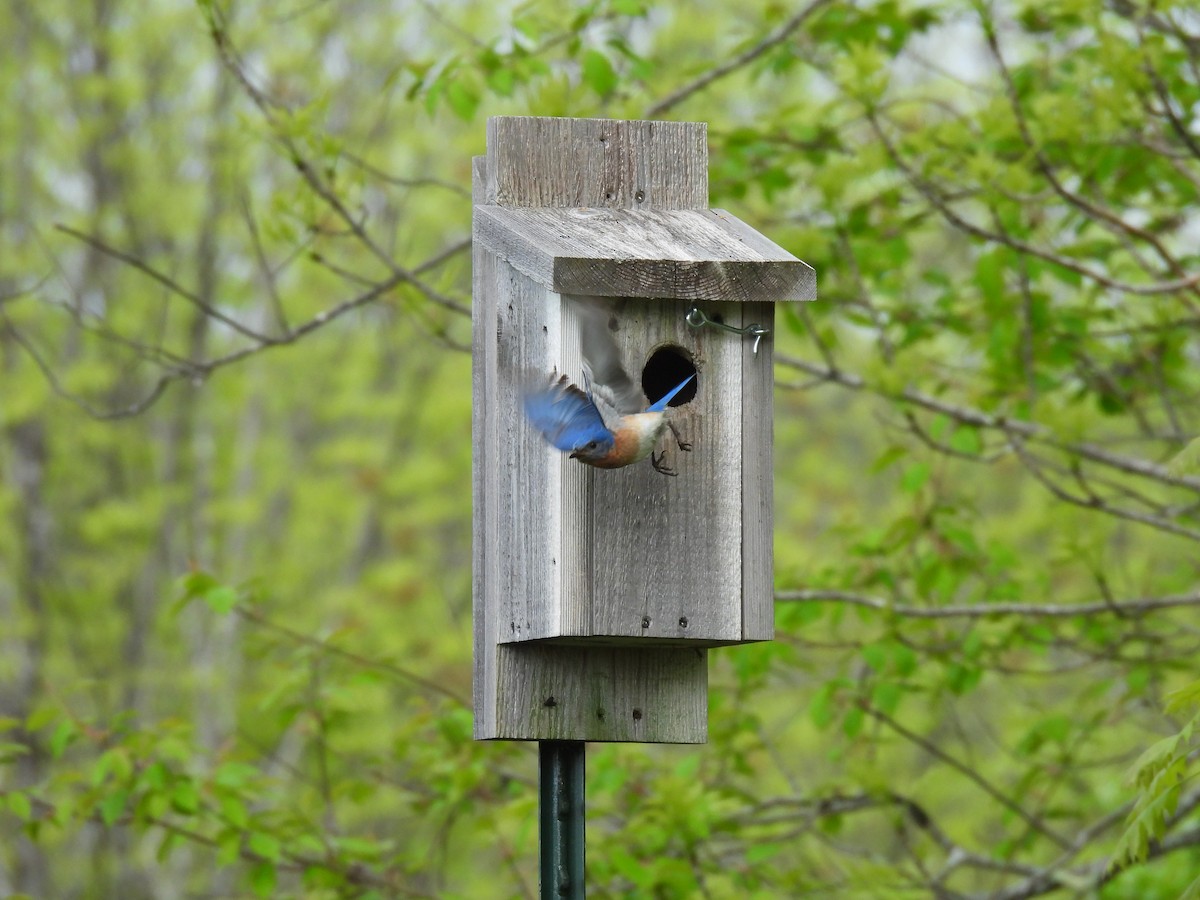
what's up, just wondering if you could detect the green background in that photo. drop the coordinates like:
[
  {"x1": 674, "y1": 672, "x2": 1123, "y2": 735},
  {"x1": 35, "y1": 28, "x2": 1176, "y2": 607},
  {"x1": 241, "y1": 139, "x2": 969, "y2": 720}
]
[{"x1": 2, "y1": 0, "x2": 1199, "y2": 896}]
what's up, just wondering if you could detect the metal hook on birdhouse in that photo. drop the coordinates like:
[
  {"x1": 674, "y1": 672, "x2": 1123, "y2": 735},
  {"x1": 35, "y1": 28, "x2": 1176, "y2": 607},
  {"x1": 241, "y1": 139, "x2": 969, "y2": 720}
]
[{"x1": 685, "y1": 306, "x2": 770, "y2": 354}]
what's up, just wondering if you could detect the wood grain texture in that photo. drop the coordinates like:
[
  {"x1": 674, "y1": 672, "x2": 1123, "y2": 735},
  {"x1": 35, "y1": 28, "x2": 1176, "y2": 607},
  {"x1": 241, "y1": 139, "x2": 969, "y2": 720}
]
[
  {"x1": 472, "y1": 155, "x2": 498, "y2": 738},
  {"x1": 473, "y1": 206, "x2": 816, "y2": 302},
  {"x1": 741, "y1": 302, "x2": 776, "y2": 641},
  {"x1": 494, "y1": 271, "x2": 562, "y2": 643},
  {"x1": 586, "y1": 297, "x2": 743, "y2": 644},
  {"x1": 487, "y1": 117, "x2": 708, "y2": 209},
  {"x1": 490, "y1": 645, "x2": 707, "y2": 742}
]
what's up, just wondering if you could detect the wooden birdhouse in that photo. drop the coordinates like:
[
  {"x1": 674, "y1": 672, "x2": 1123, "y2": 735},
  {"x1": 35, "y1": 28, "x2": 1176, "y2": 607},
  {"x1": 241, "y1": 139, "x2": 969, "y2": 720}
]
[{"x1": 473, "y1": 116, "x2": 815, "y2": 743}]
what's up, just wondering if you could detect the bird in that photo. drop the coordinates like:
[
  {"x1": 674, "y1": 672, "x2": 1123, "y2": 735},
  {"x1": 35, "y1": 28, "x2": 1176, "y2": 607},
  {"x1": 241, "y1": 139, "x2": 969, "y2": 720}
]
[{"x1": 522, "y1": 302, "x2": 694, "y2": 475}]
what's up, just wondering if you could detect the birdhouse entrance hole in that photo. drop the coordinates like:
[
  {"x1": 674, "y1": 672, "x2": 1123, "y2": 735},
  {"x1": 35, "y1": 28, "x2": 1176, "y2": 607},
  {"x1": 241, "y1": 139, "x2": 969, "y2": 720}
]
[{"x1": 642, "y1": 345, "x2": 697, "y2": 408}]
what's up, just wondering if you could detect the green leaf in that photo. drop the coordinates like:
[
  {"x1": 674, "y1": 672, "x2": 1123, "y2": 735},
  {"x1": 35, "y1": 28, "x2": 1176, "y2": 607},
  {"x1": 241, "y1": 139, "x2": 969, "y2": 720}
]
[
  {"x1": 219, "y1": 795, "x2": 249, "y2": 829},
  {"x1": 899, "y1": 462, "x2": 931, "y2": 494},
  {"x1": 100, "y1": 789, "x2": 128, "y2": 827},
  {"x1": 975, "y1": 251, "x2": 1005, "y2": 307},
  {"x1": 842, "y1": 706, "x2": 865, "y2": 738},
  {"x1": 871, "y1": 445, "x2": 908, "y2": 472},
  {"x1": 485, "y1": 67, "x2": 516, "y2": 97},
  {"x1": 49, "y1": 721, "x2": 77, "y2": 759},
  {"x1": 92, "y1": 748, "x2": 133, "y2": 786},
  {"x1": 746, "y1": 842, "x2": 781, "y2": 863},
  {"x1": 1165, "y1": 681, "x2": 1200, "y2": 715},
  {"x1": 157, "y1": 830, "x2": 180, "y2": 863},
  {"x1": 249, "y1": 861, "x2": 277, "y2": 898},
  {"x1": 248, "y1": 831, "x2": 282, "y2": 863},
  {"x1": 581, "y1": 49, "x2": 618, "y2": 96},
  {"x1": 871, "y1": 681, "x2": 904, "y2": 716},
  {"x1": 214, "y1": 762, "x2": 259, "y2": 789},
  {"x1": 810, "y1": 683, "x2": 838, "y2": 730},
  {"x1": 203, "y1": 586, "x2": 238, "y2": 615},
  {"x1": 24, "y1": 705, "x2": 58, "y2": 733},
  {"x1": 444, "y1": 80, "x2": 479, "y2": 121},
  {"x1": 1167, "y1": 436, "x2": 1200, "y2": 477},
  {"x1": 217, "y1": 828, "x2": 242, "y2": 867},
  {"x1": 0, "y1": 741, "x2": 31, "y2": 763},
  {"x1": 7, "y1": 791, "x2": 33, "y2": 822},
  {"x1": 170, "y1": 781, "x2": 200, "y2": 816},
  {"x1": 948, "y1": 427, "x2": 982, "y2": 456}
]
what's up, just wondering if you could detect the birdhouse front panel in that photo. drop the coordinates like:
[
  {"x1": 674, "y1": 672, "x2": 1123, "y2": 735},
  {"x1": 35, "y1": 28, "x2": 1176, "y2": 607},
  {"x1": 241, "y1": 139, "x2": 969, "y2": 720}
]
[
  {"x1": 485, "y1": 289, "x2": 778, "y2": 647},
  {"x1": 577, "y1": 295, "x2": 743, "y2": 645}
]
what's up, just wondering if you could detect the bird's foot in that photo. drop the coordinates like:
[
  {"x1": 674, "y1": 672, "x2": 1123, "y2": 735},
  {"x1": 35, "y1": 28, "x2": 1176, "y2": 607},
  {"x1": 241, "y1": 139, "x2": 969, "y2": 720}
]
[
  {"x1": 651, "y1": 451, "x2": 678, "y2": 477},
  {"x1": 667, "y1": 420, "x2": 692, "y2": 453}
]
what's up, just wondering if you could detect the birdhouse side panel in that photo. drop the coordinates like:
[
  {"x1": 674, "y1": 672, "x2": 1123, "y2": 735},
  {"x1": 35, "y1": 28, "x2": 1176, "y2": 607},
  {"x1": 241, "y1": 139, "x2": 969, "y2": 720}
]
[
  {"x1": 490, "y1": 265, "x2": 566, "y2": 644},
  {"x1": 587, "y1": 298, "x2": 744, "y2": 645},
  {"x1": 741, "y1": 302, "x2": 776, "y2": 641},
  {"x1": 472, "y1": 236, "x2": 499, "y2": 737}
]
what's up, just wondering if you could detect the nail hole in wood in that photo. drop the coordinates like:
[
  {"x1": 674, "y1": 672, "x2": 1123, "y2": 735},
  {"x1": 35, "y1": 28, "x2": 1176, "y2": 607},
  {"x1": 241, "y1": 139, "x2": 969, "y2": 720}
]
[
  {"x1": 641, "y1": 616, "x2": 651, "y2": 629},
  {"x1": 679, "y1": 616, "x2": 688, "y2": 628},
  {"x1": 632, "y1": 708, "x2": 643, "y2": 721}
]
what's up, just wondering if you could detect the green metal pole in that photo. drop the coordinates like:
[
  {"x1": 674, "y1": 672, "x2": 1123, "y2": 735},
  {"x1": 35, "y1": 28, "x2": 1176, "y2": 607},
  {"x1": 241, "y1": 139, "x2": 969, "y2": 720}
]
[{"x1": 539, "y1": 740, "x2": 585, "y2": 899}]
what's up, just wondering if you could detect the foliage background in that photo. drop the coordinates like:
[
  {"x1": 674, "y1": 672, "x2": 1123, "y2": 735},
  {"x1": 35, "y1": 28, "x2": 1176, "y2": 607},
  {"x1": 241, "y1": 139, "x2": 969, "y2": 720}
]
[{"x1": 2, "y1": 0, "x2": 1199, "y2": 896}]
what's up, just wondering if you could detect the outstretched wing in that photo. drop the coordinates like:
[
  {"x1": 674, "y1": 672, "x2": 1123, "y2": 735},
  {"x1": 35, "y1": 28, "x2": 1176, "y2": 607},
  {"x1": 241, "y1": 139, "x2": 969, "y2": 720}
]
[
  {"x1": 522, "y1": 374, "x2": 614, "y2": 453},
  {"x1": 577, "y1": 298, "x2": 644, "y2": 422}
]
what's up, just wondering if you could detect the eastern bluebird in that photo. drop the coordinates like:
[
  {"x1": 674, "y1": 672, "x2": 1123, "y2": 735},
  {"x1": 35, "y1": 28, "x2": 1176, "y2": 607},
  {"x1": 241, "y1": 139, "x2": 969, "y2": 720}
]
[{"x1": 523, "y1": 302, "x2": 694, "y2": 475}]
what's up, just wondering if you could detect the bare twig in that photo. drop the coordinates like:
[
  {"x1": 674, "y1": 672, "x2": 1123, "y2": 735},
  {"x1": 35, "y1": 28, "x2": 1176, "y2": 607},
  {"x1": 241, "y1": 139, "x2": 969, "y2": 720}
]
[
  {"x1": 774, "y1": 588, "x2": 1200, "y2": 619},
  {"x1": 865, "y1": 110, "x2": 1200, "y2": 297},
  {"x1": 54, "y1": 224, "x2": 278, "y2": 344},
  {"x1": 235, "y1": 605, "x2": 468, "y2": 707},
  {"x1": 645, "y1": 0, "x2": 834, "y2": 117},
  {"x1": 979, "y1": 14, "x2": 1200, "y2": 305},
  {"x1": 863, "y1": 704, "x2": 1073, "y2": 850},
  {"x1": 775, "y1": 352, "x2": 1200, "y2": 494}
]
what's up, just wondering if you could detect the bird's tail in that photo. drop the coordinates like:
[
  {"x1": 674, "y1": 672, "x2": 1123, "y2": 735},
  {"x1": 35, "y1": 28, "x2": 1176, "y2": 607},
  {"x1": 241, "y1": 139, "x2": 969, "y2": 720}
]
[{"x1": 647, "y1": 374, "x2": 695, "y2": 412}]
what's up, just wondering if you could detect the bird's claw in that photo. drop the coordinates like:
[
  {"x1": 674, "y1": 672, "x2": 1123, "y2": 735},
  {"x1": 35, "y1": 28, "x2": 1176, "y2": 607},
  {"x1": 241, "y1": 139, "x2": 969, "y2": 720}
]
[
  {"x1": 667, "y1": 420, "x2": 692, "y2": 453},
  {"x1": 651, "y1": 451, "x2": 678, "y2": 477}
]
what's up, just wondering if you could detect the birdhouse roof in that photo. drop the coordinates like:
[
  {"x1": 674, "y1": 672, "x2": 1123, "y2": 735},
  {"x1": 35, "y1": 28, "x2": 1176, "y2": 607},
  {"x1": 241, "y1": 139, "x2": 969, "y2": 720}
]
[{"x1": 473, "y1": 205, "x2": 816, "y2": 302}]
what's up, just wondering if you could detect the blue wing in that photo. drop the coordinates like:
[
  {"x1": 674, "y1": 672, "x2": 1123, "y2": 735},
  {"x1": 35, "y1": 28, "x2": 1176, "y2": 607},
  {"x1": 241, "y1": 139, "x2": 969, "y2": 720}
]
[{"x1": 523, "y1": 375, "x2": 615, "y2": 454}]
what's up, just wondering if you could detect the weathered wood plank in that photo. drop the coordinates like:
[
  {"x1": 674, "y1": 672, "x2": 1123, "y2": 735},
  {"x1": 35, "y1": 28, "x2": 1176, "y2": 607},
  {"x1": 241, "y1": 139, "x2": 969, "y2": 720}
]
[
  {"x1": 472, "y1": 155, "x2": 498, "y2": 738},
  {"x1": 487, "y1": 117, "x2": 708, "y2": 209},
  {"x1": 495, "y1": 270, "x2": 561, "y2": 643},
  {"x1": 587, "y1": 297, "x2": 743, "y2": 645},
  {"x1": 474, "y1": 205, "x2": 816, "y2": 302},
  {"x1": 490, "y1": 645, "x2": 707, "y2": 742},
  {"x1": 741, "y1": 302, "x2": 776, "y2": 641},
  {"x1": 558, "y1": 295, "x2": 593, "y2": 639}
]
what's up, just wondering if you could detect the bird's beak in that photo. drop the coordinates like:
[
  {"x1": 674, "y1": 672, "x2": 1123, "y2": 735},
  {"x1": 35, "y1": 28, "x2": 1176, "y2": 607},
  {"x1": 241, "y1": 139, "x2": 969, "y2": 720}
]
[{"x1": 568, "y1": 451, "x2": 580, "y2": 459}]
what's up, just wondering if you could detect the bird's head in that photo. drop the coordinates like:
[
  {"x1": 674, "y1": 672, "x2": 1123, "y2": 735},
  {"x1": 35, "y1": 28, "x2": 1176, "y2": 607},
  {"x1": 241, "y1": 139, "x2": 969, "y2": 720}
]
[{"x1": 568, "y1": 434, "x2": 615, "y2": 464}]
